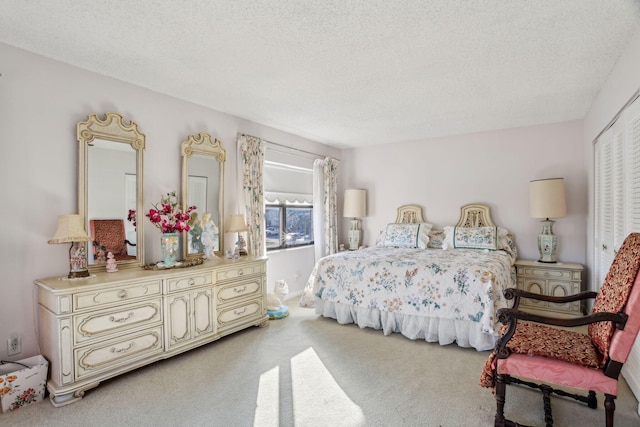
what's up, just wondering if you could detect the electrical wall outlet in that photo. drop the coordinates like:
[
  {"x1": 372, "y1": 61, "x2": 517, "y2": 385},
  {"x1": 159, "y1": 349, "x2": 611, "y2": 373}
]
[{"x1": 7, "y1": 335, "x2": 21, "y2": 355}]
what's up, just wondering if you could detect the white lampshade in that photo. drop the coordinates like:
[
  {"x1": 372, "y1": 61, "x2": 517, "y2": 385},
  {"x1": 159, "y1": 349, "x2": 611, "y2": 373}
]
[
  {"x1": 530, "y1": 178, "x2": 567, "y2": 219},
  {"x1": 48, "y1": 214, "x2": 92, "y2": 244},
  {"x1": 343, "y1": 189, "x2": 367, "y2": 218},
  {"x1": 226, "y1": 214, "x2": 248, "y2": 233}
]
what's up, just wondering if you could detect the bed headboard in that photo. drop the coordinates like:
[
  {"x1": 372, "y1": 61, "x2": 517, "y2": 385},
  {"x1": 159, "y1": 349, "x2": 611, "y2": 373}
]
[
  {"x1": 456, "y1": 203, "x2": 495, "y2": 227},
  {"x1": 395, "y1": 204, "x2": 425, "y2": 223}
]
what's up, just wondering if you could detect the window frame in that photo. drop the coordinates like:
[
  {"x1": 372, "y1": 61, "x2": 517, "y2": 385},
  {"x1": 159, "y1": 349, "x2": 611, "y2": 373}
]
[{"x1": 265, "y1": 203, "x2": 314, "y2": 251}]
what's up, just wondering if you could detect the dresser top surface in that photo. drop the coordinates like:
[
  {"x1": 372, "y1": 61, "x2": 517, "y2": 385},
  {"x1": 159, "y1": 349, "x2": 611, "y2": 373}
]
[{"x1": 35, "y1": 256, "x2": 267, "y2": 291}]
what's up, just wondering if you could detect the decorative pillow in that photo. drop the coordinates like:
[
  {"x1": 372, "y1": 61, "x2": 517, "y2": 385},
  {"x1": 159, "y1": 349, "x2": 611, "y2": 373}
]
[
  {"x1": 380, "y1": 223, "x2": 432, "y2": 248},
  {"x1": 443, "y1": 226, "x2": 510, "y2": 251},
  {"x1": 427, "y1": 229, "x2": 445, "y2": 249},
  {"x1": 454, "y1": 226, "x2": 498, "y2": 250}
]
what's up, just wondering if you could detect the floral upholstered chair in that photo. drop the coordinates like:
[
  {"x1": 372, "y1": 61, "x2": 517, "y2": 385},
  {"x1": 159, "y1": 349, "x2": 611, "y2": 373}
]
[
  {"x1": 90, "y1": 219, "x2": 136, "y2": 262},
  {"x1": 480, "y1": 233, "x2": 640, "y2": 427}
]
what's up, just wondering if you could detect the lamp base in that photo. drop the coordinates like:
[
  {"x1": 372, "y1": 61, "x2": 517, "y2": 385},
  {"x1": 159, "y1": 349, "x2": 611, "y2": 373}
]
[
  {"x1": 68, "y1": 269, "x2": 90, "y2": 279},
  {"x1": 537, "y1": 219, "x2": 558, "y2": 263},
  {"x1": 348, "y1": 218, "x2": 361, "y2": 250}
]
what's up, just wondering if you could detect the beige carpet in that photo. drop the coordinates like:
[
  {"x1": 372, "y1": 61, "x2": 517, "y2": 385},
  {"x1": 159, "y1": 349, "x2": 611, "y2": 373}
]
[{"x1": 3, "y1": 298, "x2": 639, "y2": 426}]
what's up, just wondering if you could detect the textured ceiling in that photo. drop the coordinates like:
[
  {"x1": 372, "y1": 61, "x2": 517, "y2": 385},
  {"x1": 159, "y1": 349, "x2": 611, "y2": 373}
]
[{"x1": 2, "y1": 1, "x2": 639, "y2": 149}]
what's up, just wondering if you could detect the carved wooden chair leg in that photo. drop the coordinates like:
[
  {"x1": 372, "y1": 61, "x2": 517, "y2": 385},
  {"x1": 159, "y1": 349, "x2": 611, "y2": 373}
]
[
  {"x1": 540, "y1": 384, "x2": 553, "y2": 427},
  {"x1": 604, "y1": 394, "x2": 616, "y2": 427},
  {"x1": 495, "y1": 373, "x2": 508, "y2": 427}
]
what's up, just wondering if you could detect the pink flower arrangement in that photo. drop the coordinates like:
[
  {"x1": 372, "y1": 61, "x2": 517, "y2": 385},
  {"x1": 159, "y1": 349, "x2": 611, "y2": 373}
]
[{"x1": 146, "y1": 192, "x2": 196, "y2": 234}]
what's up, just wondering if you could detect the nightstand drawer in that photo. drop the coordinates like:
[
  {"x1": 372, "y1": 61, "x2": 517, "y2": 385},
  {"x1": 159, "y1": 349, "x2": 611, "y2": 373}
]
[
  {"x1": 75, "y1": 326, "x2": 163, "y2": 379},
  {"x1": 74, "y1": 280, "x2": 162, "y2": 310},
  {"x1": 522, "y1": 268, "x2": 572, "y2": 280},
  {"x1": 217, "y1": 278, "x2": 263, "y2": 305},
  {"x1": 74, "y1": 299, "x2": 163, "y2": 345},
  {"x1": 166, "y1": 272, "x2": 213, "y2": 292}
]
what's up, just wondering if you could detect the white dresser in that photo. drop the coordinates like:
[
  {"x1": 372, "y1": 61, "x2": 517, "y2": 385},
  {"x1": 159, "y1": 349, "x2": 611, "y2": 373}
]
[{"x1": 35, "y1": 256, "x2": 267, "y2": 407}]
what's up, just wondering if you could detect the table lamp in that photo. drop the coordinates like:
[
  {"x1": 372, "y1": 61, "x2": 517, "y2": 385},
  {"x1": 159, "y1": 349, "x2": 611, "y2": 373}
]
[
  {"x1": 226, "y1": 214, "x2": 249, "y2": 256},
  {"x1": 530, "y1": 178, "x2": 567, "y2": 263},
  {"x1": 48, "y1": 214, "x2": 93, "y2": 278}
]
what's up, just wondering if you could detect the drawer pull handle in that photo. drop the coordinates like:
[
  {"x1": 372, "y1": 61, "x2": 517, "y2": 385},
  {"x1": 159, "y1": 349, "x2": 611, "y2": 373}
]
[
  {"x1": 188, "y1": 279, "x2": 196, "y2": 286},
  {"x1": 117, "y1": 290, "x2": 128, "y2": 299},
  {"x1": 234, "y1": 307, "x2": 247, "y2": 316},
  {"x1": 110, "y1": 342, "x2": 135, "y2": 354},
  {"x1": 109, "y1": 312, "x2": 134, "y2": 323},
  {"x1": 602, "y1": 244, "x2": 608, "y2": 250},
  {"x1": 234, "y1": 285, "x2": 247, "y2": 294},
  {"x1": 238, "y1": 270, "x2": 244, "y2": 276}
]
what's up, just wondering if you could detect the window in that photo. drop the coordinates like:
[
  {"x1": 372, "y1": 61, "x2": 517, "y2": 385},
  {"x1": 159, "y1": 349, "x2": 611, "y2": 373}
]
[
  {"x1": 263, "y1": 149, "x2": 315, "y2": 251},
  {"x1": 265, "y1": 204, "x2": 313, "y2": 250}
]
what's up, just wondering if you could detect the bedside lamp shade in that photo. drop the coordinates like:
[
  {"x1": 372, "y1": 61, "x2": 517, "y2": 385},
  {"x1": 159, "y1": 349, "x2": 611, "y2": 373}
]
[
  {"x1": 529, "y1": 178, "x2": 566, "y2": 263},
  {"x1": 530, "y1": 178, "x2": 566, "y2": 219},
  {"x1": 48, "y1": 214, "x2": 92, "y2": 278},
  {"x1": 344, "y1": 189, "x2": 367, "y2": 219},
  {"x1": 344, "y1": 189, "x2": 367, "y2": 250}
]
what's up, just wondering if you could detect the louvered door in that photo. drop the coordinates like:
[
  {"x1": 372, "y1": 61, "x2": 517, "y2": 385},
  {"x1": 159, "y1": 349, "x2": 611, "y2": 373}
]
[{"x1": 594, "y1": 93, "x2": 640, "y2": 404}]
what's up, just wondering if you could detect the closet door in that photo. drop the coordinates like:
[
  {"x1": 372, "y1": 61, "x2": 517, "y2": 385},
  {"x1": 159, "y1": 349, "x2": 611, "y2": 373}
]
[{"x1": 596, "y1": 94, "x2": 640, "y2": 405}]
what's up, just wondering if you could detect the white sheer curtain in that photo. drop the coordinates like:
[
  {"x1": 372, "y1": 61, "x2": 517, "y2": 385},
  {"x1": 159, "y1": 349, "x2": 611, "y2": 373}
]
[{"x1": 313, "y1": 157, "x2": 339, "y2": 261}]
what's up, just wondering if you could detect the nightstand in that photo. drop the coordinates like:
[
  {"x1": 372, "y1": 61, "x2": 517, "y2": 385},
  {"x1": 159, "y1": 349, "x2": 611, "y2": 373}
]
[{"x1": 514, "y1": 259, "x2": 585, "y2": 317}]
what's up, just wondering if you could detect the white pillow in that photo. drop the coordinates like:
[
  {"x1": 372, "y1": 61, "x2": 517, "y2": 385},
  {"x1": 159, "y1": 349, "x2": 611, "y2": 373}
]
[{"x1": 379, "y1": 223, "x2": 433, "y2": 248}]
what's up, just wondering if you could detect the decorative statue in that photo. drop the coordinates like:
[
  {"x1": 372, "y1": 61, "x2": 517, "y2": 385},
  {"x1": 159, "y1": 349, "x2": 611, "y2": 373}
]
[
  {"x1": 106, "y1": 251, "x2": 118, "y2": 273},
  {"x1": 266, "y1": 280, "x2": 290, "y2": 319},
  {"x1": 188, "y1": 212, "x2": 204, "y2": 253},
  {"x1": 200, "y1": 212, "x2": 219, "y2": 258}
]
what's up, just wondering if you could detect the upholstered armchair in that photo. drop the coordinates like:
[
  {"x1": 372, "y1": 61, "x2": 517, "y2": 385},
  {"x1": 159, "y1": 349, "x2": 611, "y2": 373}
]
[
  {"x1": 480, "y1": 233, "x2": 640, "y2": 427},
  {"x1": 90, "y1": 219, "x2": 136, "y2": 262}
]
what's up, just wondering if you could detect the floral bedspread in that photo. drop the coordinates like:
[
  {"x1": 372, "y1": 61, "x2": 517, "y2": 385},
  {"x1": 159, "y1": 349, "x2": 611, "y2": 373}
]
[{"x1": 300, "y1": 246, "x2": 516, "y2": 334}]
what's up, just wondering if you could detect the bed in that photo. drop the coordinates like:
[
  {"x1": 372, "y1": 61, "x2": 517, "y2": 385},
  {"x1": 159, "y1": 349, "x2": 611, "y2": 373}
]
[{"x1": 299, "y1": 204, "x2": 517, "y2": 351}]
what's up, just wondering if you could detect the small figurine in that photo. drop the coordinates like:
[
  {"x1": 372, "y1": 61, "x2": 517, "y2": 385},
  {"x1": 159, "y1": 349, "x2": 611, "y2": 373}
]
[
  {"x1": 201, "y1": 212, "x2": 219, "y2": 258},
  {"x1": 106, "y1": 251, "x2": 118, "y2": 272},
  {"x1": 95, "y1": 246, "x2": 107, "y2": 264}
]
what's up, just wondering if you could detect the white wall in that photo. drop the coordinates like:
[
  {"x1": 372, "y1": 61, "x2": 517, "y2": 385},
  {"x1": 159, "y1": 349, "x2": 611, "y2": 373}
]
[
  {"x1": 340, "y1": 120, "x2": 587, "y2": 264},
  {"x1": 0, "y1": 43, "x2": 338, "y2": 359}
]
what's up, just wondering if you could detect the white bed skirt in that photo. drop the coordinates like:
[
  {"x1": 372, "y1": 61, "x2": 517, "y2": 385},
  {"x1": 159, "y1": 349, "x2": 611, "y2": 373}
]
[{"x1": 315, "y1": 300, "x2": 497, "y2": 352}]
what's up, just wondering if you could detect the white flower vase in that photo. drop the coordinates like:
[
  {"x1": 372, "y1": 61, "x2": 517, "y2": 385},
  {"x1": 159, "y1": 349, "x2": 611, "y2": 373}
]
[{"x1": 160, "y1": 232, "x2": 179, "y2": 266}]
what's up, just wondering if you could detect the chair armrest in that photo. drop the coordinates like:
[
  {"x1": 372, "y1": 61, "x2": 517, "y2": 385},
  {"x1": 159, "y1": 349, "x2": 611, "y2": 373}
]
[
  {"x1": 503, "y1": 287, "x2": 597, "y2": 310},
  {"x1": 125, "y1": 239, "x2": 137, "y2": 247},
  {"x1": 494, "y1": 308, "x2": 628, "y2": 359}
]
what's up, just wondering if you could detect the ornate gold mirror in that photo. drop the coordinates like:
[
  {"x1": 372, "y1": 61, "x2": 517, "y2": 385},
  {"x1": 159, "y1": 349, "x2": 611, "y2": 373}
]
[
  {"x1": 181, "y1": 133, "x2": 225, "y2": 260},
  {"x1": 78, "y1": 113, "x2": 145, "y2": 271}
]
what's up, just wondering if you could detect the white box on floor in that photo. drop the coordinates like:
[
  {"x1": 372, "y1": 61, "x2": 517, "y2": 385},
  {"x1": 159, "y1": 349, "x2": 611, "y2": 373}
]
[{"x1": 0, "y1": 355, "x2": 48, "y2": 413}]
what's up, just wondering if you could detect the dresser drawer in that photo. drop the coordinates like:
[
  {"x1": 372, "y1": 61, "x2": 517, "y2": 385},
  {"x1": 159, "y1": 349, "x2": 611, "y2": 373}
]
[
  {"x1": 74, "y1": 299, "x2": 163, "y2": 345},
  {"x1": 217, "y1": 299, "x2": 263, "y2": 329},
  {"x1": 166, "y1": 272, "x2": 213, "y2": 292},
  {"x1": 521, "y1": 268, "x2": 572, "y2": 280},
  {"x1": 215, "y1": 262, "x2": 264, "y2": 282},
  {"x1": 75, "y1": 326, "x2": 163, "y2": 379},
  {"x1": 217, "y1": 278, "x2": 263, "y2": 305},
  {"x1": 74, "y1": 280, "x2": 162, "y2": 311}
]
